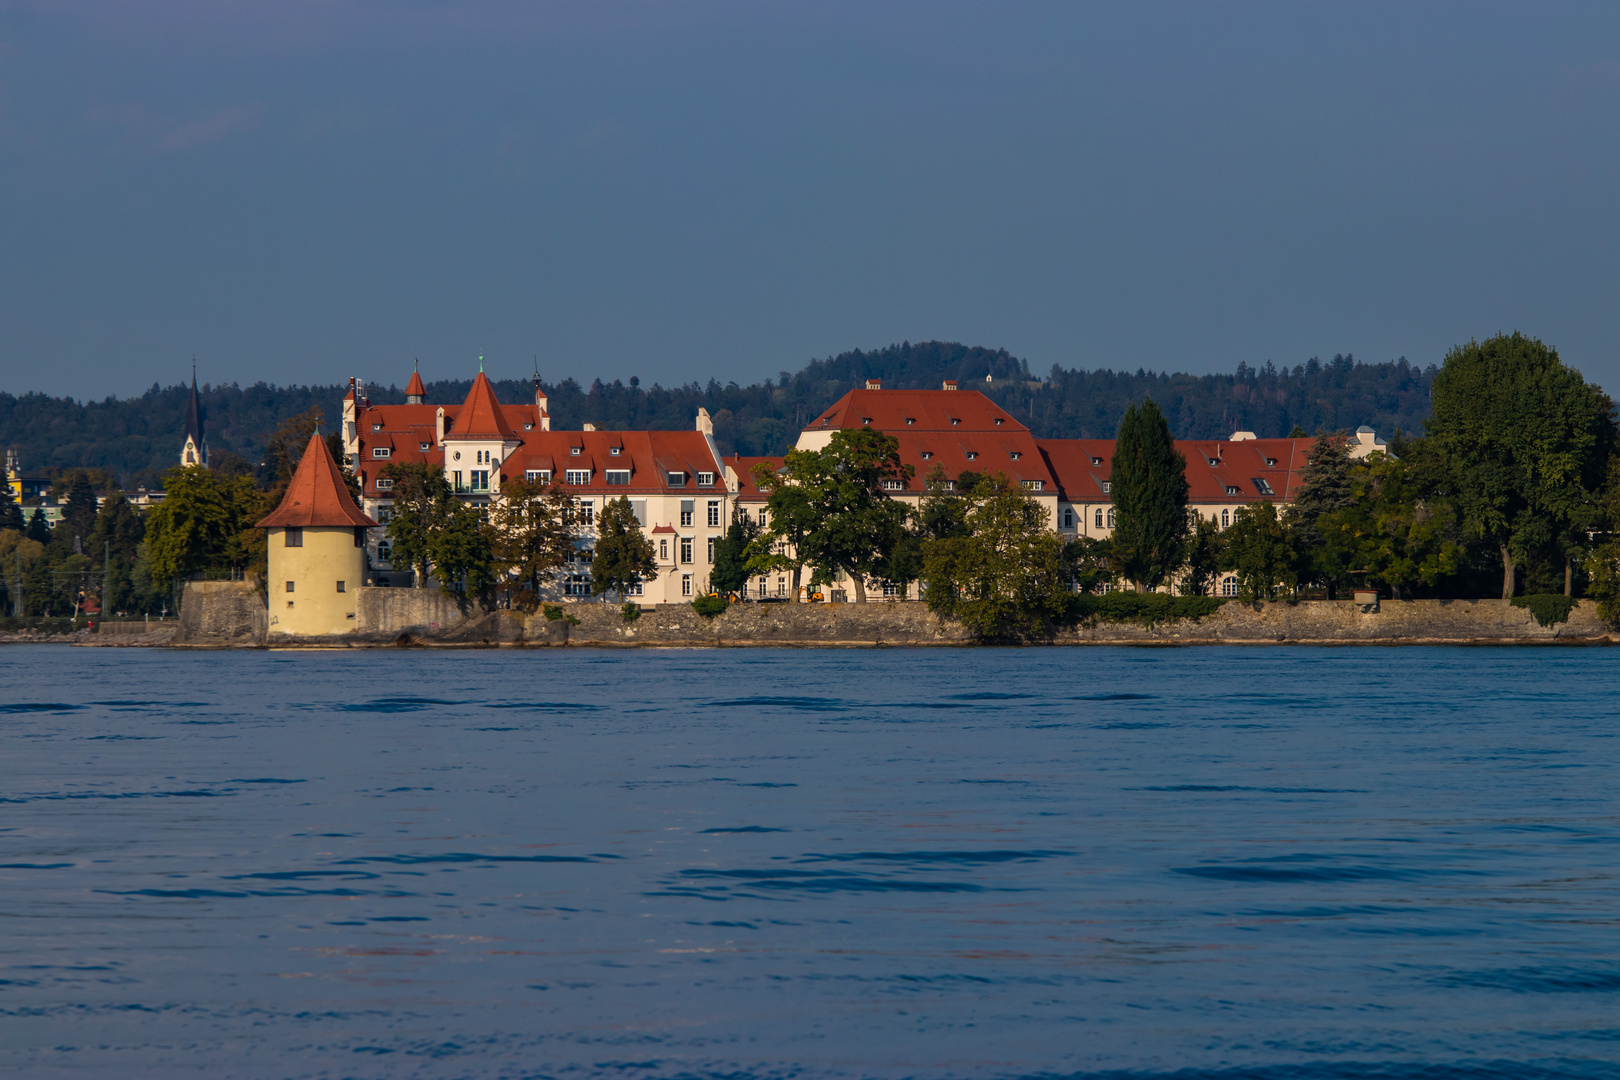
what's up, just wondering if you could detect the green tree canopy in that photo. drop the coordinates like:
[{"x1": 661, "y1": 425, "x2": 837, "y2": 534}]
[
  {"x1": 709, "y1": 508, "x2": 761, "y2": 596},
  {"x1": 591, "y1": 495, "x2": 659, "y2": 600},
  {"x1": 489, "y1": 477, "x2": 578, "y2": 610},
  {"x1": 143, "y1": 466, "x2": 266, "y2": 591},
  {"x1": 379, "y1": 461, "x2": 454, "y2": 588},
  {"x1": 1221, "y1": 501, "x2": 1298, "y2": 601},
  {"x1": 1427, "y1": 332, "x2": 1615, "y2": 598},
  {"x1": 1110, "y1": 398, "x2": 1189, "y2": 591}
]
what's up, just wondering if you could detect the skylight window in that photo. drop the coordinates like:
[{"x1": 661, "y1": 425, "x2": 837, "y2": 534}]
[{"x1": 1254, "y1": 478, "x2": 1275, "y2": 495}]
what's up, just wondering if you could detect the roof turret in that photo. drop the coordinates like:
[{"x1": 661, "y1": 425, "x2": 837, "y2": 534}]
[
  {"x1": 454, "y1": 370, "x2": 516, "y2": 439},
  {"x1": 405, "y1": 364, "x2": 426, "y2": 404},
  {"x1": 256, "y1": 433, "x2": 377, "y2": 529}
]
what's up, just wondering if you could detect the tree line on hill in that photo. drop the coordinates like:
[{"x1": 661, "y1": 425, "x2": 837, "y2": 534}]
[{"x1": 0, "y1": 342, "x2": 1435, "y2": 487}]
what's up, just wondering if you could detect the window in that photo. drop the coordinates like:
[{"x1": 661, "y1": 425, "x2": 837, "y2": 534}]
[
  {"x1": 336, "y1": 581, "x2": 346, "y2": 593},
  {"x1": 524, "y1": 423, "x2": 533, "y2": 431},
  {"x1": 285, "y1": 527, "x2": 303, "y2": 548},
  {"x1": 1010, "y1": 451, "x2": 1022, "y2": 460},
  {"x1": 1221, "y1": 576, "x2": 1240, "y2": 597},
  {"x1": 470, "y1": 470, "x2": 490, "y2": 491},
  {"x1": 697, "y1": 472, "x2": 715, "y2": 486},
  {"x1": 377, "y1": 508, "x2": 392, "y2": 523},
  {"x1": 881, "y1": 580, "x2": 901, "y2": 598},
  {"x1": 1221, "y1": 509, "x2": 1230, "y2": 528},
  {"x1": 579, "y1": 501, "x2": 594, "y2": 526},
  {"x1": 526, "y1": 469, "x2": 551, "y2": 484},
  {"x1": 1022, "y1": 480, "x2": 1043, "y2": 491},
  {"x1": 861, "y1": 417, "x2": 871, "y2": 425},
  {"x1": 680, "y1": 501, "x2": 694, "y2": 527},
  {"x1": 1102, "y1": 481, "x2": 1111, "y2": 494},
  {"x1": 354, "y1": 526, "x2": 366, "y2": 547},
  {"x1": 707, "y1": 501, "x2": 720, "y2": 526},
  {"x1": 680, "y1": 537, "x2": 693, "y2": 563},
  {"x1": 1254, "y1": 478, "x2": 1275, "y2": 495},
  {"x1": 377, "y1": 540, "x2": 391, "y2": 560},
  {"x1": 668, "y1": 472, "x2": 686, "y2": 487},
  {"x1": 681, "y1": 574, "x2": 692, "y2": 596},
  {"x1": 570, "y1": 446, "x2": 581, "y2": 456},
  {"x1": 1062, "y1": 507, "x2": 1075, "y2": 529},
  {"x1": 452, "y1": 471, "x2": 463, "y2": 491},
  {"x1": 758, "y1": 576, "x2": 768, "y2": 598},
  {"x1": 372, "y1": 423, "x2": 381, "y2": 432},
  {"x1": 1106, "y1": 508, "x2": 1116, "y2": 528},
  {"x1": 994, "y1": 418, "x2": 1004, "y2": 426},
  {"x1": 1265, "y1": 457, "x2": 1277, "y2": 467},
  {"x1": 626, "y1": 581, "x2": 643, "y2": 596},
  {"x1": 606, "y1": 470, "x2": 630, "y2": 485},
  {"x1": 565, "y1": 574, "x2": 591, "y2": 597},
  {"x1": 738, "y1": 508, "x2": 751, "y2": 525},
  {"x1": 966, "y1": 451, "x2": 978, "y2": 460},
  {"x1": 921, "y1": 451, "x2": 933, "y2": 460},
  {"x1": 285, "y1": 580, "x2": 295, "y2": 593},
  {"x1": 1091, "y1": 456, "x2": 1102, "y2": 466},
  {"x1": 659, "y1": 538, "x2": 668, "y2": 561},
  {"x1": 707, "y1": 536, "x2": 717, "y2": 562},
  {"x1": 565, "y1": 469, "x2": 590, "y2": 485},
  {"x1": 610, "y1": 446, "x2": 621, "y2": 456},
  {"x1": 758, "y1": 510, "x2": 768, "y2": 528},
  {"x1": 778, "y1": 575, "x2": 787, "y2": 597},
  {"x1": 950, "y1": 418, "x2": 960, "y2": 426},
  {"x1": 372, "y1": 447, "x2": 390, "y2": 459},
  {"x1": 419, "y1": 441, "x2": 431, "y2": 451},
  {"x1": 1224, "y1": 485, "x2": 1240, "y2": 496},
  {"x1": 882, "y1": 479, "x2": 905, "y2": 491},
  {"x1": 376, "y1": 478, "x2": 394, "y2": 490},
  {"x1": 905, "y1": 418, "x2": 915, "y2": 425}
]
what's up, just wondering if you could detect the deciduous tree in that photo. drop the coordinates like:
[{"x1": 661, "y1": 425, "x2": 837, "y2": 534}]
[
  {"x1": 380, "y1": 461, "x2": 454, "y2": 588},
  {"x1": 1221, "y1": 502, "x2": 1297, "y2": 601},
  {"x1": 591, "y1": 495, "x2": 658, "y2": 600},
  {"x1": 489, "y1": 477, "x2": 578, "y2": 609}
]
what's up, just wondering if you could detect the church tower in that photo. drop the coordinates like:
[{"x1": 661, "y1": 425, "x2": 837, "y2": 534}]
[{"x1": 180, "y1": 367, "x2": 208, "y2": 468}]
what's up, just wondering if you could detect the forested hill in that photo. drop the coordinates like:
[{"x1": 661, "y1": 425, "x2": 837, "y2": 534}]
[{"x1": 0, "y1": 342, "x2": 1435, "y2": 486}]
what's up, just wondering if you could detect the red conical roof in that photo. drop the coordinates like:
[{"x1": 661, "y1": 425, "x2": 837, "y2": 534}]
[
  {"x1": 405, "y1": 369, "x2": 426, "y2": 398},
  {"x1": 455, "y1": 371, "x2": 515, "y2": 439},
  {"x1": 256, "y1": 433, "x2": 378, "y2": 529}
]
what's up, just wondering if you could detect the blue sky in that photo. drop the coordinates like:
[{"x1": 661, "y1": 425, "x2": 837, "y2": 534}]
[{"x1": 1, "y1": 1, "x2": 1617, "y2": 397}]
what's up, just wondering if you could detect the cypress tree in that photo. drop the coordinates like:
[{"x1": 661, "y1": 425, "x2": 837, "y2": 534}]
[
  {"x1": 26, "y1": 507, "x2": 51, "y2": 544},
  {"x1": 0, "y1": 484, "x2": 24, "y2": 532},
  {"x1": 1110, "y1": 398, "x2": 1189, "y2": 592}
]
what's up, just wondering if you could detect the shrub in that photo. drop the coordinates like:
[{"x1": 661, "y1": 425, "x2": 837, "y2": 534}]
[
  {"x1": 542, "y1": 604, "x2": 565, "y2": 621},
  {"x1": 1510, "y1": 594, "x2": 1578, "y2": 627},
  {"x1": 621, "y1": 601, "x2": 642, "y2": 622},
  {"x1": 1074, "y1": 592, "x2": 1224, "y2": 627},
  {"x1": 691, "y1": 594, "x2": 729, "y2": 619}
]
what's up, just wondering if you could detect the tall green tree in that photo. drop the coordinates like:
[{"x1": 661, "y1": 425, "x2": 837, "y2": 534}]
[
  {"x1": 430, "y1": 502, "x2": 496, "y2": 598},
  {"x1": 1180, "y1": 514, "x2": 1226, "y2": 596},
  {"x1": 0, "y1": 482, "x2": 23, "y2": 532},
  {"x1": 143, "y1": 467, "x2": 265, "y2": 591},
  {"x1": 1427, "y1": 332, "x2": 1615, "y2": 599},
  {"x1": 1286, "y1": 432, "x2": 1356, "y2": 597},
  {"x1": 488, "y1": 477, "x2": 577, "y2": 609},
  {"x1": 921, "y1": 473, "x2": 1076, "y2": 639},
  {"x1": 58, "y1": 471, "x2": 100, "y2": 542},
  {"x1": 1110, "y1": 398, "x2": 1189, "y2": 592},
  {"x1": 709, "y1": 507, "x2": 761, "y2": 596},
  {"x1": 746, "y1": 466, "x2": 818, "y2": 600},
  {"x1": 768, "y1": 428, "x2": 913, "y2": 603},
  {"x1": 26, "y1": 507, "x2": 51, "y2": 544},
  {"x1": 1221, "y1": 502, "x2": 1298, "y2": 601},
  {"x1": 1315, "y1": 454, "x2": 1460, "y2": 599},
  {"x1": 591, "y1": 496, "x2": 659, "y2": 600},
  {"x1": 379, "y1": 461, "x2": 454, "y2": 588},
  {"x1": 88, "y1": 493, "x2": 146, "y2": 615}
]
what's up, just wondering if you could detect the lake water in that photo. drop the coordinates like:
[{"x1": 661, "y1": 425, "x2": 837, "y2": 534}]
[{"x1": 2, "y1": 645, "x2": 1618, "y2": 1079}]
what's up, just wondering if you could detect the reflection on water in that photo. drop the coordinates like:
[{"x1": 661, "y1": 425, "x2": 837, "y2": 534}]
[{"x1": 2, "y1": 645, "x2": 1619, "y2": 1079}]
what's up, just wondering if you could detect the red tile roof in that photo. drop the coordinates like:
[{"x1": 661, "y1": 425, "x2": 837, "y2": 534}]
[
  {"x1": 257, "y1": 434, "x2": 378, "y2": 529},
  {"x1": 1037, "y1": 437, "x2": 1313, "y2": 504},
  {"x1": 455, "y1": 372, "x2": 517, "y2": 439},
  {"x1": 729, "y1": 456, "x2": 785, "y2": 501},
  {"x1": 405, "y1": 369, "x2": 426, "y2": 398},
  {"x1": 806, "y1": 387, "x2": 1027, "y2": 433}
]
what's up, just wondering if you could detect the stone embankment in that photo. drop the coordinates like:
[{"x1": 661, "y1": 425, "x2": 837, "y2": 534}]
[{"x1": 43, "y1": 580, "x2": 1615, "y2": 648}]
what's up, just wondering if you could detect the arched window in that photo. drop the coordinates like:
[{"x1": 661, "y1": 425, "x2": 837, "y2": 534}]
[
  {"x1": 1106, "y1": 508, "x2": 1116, "y2": 529},
  {"x1": 1221, "y1": 576, "x2": 1240, "y2": 597},
  {"x1": 1095, "y1": 508, "x2": 1104, "y2": 529},
  {"x1": 1062, "y1": 507, "x2": 1074, "y2": 530},
  {"x1": 1221, "y1": 509, "x2": 1230, "y2": 528}
]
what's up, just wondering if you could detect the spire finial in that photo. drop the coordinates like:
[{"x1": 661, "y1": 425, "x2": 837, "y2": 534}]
[{"x1": 479, "y1": 354, "x2": 484, "y2": 374}]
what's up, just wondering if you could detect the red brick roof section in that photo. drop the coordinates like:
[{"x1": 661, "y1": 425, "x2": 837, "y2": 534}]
[
  {"x1": 456, "y1": 372, "x2": 517, "y2": 439},
  {"x1": 729, "y1": 456, "x2": 785, "y2": 502},
  {"x1": 257, "y1": 433, "x2": 378, "y2": 529},
  {"x1": 807, "y1": 388, "x2": 1028, "y2": 433},
  {"x1": 508, "y1": 431, "x2": 721, "y2": 495},
  {"x1": 405, "y1": 369, "x2": 426, "y2": 397},
  {"x1": 1037, "y1": 437, "x2": 1313, "y2": 505}
]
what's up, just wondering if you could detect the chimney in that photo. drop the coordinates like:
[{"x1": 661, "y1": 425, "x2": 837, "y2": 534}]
[
  {"x1": 583, "y1": 423, "x2": 596, "y2": 432},
  {"x1": 435, "y1": 407, "x2": 446, "y2": 446},
  {"x1": 695, "y1": 407, "x2": 714, "y2": 437},
  {"x1": 942, "y1": 379, "x2": 957, "y2": 391},
  {"x1": 865, "y1": 378, "x2": 882, "y2": 390}
]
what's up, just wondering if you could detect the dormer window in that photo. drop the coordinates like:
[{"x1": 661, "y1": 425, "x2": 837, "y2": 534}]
[
  {"x1": 570, "y1": 446, "x2": 581, "y2": 456},
  {"x1": 1009, "y1": 451, "x2": 1021, "y2": 460},
  {"x1": 1225, "y1": 485, "x2": 1240, "y2": 496},
  {"x1": 994, "y1": 418, "x2": 1004, "y2": 426},
  {"x1": 667, "y1": 472, "x2": 686, "y2": 487},
  {"x1": 610, "y1": 447, "x2": 621, "y2": 456},
  {"x1": 524, "y1": 423, "x2": 533, "y2": 431},
  {"x1": 1102, "y1": 481, "x2": 1112, "y2": 494},
  {"x1": 697, "y1": 472, "x2": 715, "y2": 486},
  {"x1": 1265, "y1": 457, "x2": 1277, "y2": 467},
  {"x1": 966, "y1": 451, "x2": 978, "y2": 460},
  {"x1": 950, "y1": 418, "x2": 960, "y2": 426},
  {"x1": 372, "y1": 423, "x2": 382, "y2": 432},
  {"x1": 1090, "y1": 456, "x2": 1102, "y2": 466},
  {"x1": 419, "y1": 441, "x2": 431, "y2": 451},
  {"x1": 372, "y1": 447, "x2": 390, "y2": 459},
  {"x1": 862, "y1": 417, "x2": 872, "y2": 426},
  {"x1": 921, "y1": 451, "x2": 933, "y2": 460},
  {"x1": 905, "y1": 418, "x2": 915, "y2": 425},
  {"x1": 882, "y1": 479, "x2": 905, "y2": 491}
]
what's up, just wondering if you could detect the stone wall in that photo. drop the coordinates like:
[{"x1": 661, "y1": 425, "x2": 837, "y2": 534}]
[
  {"x1": 174, "y1": 581, "x2": 267, "y2": 647},
  {"x1": 357, "y1": 587, "x2": 476, "y2": 638}
]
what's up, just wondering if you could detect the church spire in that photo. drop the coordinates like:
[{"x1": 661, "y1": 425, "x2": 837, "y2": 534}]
[{"x1": 181, "y1": 362, "x2": 208, "y2": 468}]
